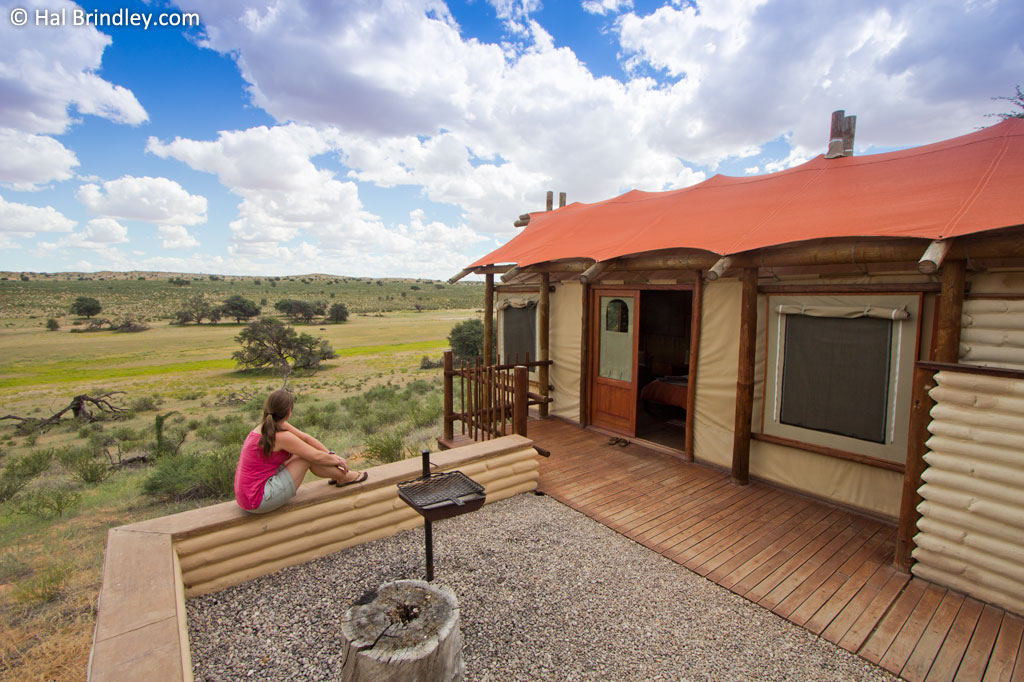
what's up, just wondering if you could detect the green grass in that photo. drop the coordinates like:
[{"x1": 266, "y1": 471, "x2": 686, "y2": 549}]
[
  {"x1": 0, "y1": 358, "x2": 237, "y2": 389},
  {"x1": 0, "y1": 275, "x2": 483, "y2": 682}
]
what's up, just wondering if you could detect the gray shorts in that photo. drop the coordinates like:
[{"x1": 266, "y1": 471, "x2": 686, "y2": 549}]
[{"x1": 251, "y1": 465, "x2": 297, "y2": 514}]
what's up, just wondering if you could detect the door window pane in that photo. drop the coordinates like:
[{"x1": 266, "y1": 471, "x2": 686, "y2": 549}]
[{"x1": 599, "y1": 296, "x2": 633, "y2": 381}]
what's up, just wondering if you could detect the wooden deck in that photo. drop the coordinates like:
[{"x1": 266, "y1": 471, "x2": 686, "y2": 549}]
[{"x1": 529, "y1": 418, "x2": 1024, "y2": 682}]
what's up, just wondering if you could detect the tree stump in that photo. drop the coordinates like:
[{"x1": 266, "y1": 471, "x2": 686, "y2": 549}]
[{"x1": 340, "y1": 580, "x2": 463, "y2": 682}]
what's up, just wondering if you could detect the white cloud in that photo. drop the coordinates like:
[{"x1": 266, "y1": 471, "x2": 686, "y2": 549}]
[
  {"x1": 615, "y1": 0, "x2": 1024, "y2": 157},
  {"x1": 0, "y1": 0, "x2": 147, "y2": 135},
  {"x1": 158, "y1": 225, "x2": 199, "y2": 250},
  {"x1": 581, "y1": 0, "x2": 634, "y2": 16},
  {"x1": 0, "y1": 193, "x2": 76, "y2": 237},
  {"x1": 43, "y1": 218, "x2": 129, "y2": 251},
  {"x1": 148, "y1": 125, "x2": 381, "y2": 250},
  {"x1": 142, "y1": 0, "x2": 1021, "y2": 276},
  {"x1": 76, "y1": 176, "x2": 208, "y2": 226},
  {"x1": 0, "y1": 129, "x2": 79, "y2": 190}
]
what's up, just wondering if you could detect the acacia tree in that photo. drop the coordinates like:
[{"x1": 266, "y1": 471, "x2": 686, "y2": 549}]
[
  {"x1": 992, "y1": 85, "x2": 1024, "y2": 120},
  {"x1": 327, "y1": 302, "x2": 349, "y2": 323},
  {"x1": 448, "y1": 318, "x2": 483, "y2": 361},
  {"x1": 70, "y1": 296, "x2": 102, "y2": 318},
  {"x1": 174, "y1": 294, "x2": 220, "y2": 324},
  {"x1": 232, "y1": 318, "x2": 336, "y2": 379},
  {"x1": 220, "y1": 295, "x2": 261, "y2": 323}
]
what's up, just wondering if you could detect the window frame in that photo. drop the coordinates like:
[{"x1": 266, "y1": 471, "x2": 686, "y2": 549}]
[
  {"x1": 497, "y1": 298, "x2": 538, "y2": 371},
  {"x1": 761, "y1": 293, "x2": 922, "y2": 467}
]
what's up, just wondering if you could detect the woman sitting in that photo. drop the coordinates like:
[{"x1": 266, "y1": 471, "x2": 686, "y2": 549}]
[{"x1": 235, "y1": 389, "x2": 367, "y2": 514}]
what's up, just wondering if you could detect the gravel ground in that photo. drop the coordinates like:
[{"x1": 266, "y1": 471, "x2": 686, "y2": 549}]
[{"x1": 187, "y1": 493, "x2": 899, "y2": 682}]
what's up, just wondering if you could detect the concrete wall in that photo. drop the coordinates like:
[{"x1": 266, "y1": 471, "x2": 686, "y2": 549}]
[{"x1": 88, "y1": 436, "x2": 541, "y2": 682}]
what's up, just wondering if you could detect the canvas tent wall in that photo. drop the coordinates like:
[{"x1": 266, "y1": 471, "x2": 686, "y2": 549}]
[{"x1": 464, "y1": 119, "x2": 1024, "y2": 604}]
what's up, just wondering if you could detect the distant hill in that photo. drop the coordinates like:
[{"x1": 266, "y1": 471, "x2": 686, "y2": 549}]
[{"x1": 0, "y1": 271, "x2": 484, "y2": 322}]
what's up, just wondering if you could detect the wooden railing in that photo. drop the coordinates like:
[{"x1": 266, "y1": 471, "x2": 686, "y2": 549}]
[{"x1": 442, "y1": 350, "x2": 552, "y2": 445}]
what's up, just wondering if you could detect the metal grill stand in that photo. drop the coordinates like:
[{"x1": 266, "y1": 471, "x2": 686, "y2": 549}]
[{"x1": 397, "y1": 450, "x2": 486, "y2": 581}]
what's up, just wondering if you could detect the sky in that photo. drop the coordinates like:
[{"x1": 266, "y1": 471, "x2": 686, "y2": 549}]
[{"x1": 0, "y1": 0, "x2": 1021, "y2": 279}]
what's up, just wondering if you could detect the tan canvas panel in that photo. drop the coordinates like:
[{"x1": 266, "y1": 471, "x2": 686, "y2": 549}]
[
  {"x1": 550, "y1": 281, "x2": 583, "y2": 421},
  {"x1": 750, "y1": 439, "x2": 903, "y2": 517},
  {"x1": 693, "y1": 278, "x2": 742, "y2": 469}
]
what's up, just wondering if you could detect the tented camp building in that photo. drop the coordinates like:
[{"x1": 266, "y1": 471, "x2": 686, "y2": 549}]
[{"x1": 448, "y1": 115, "x2": 1024, "y2": 618}]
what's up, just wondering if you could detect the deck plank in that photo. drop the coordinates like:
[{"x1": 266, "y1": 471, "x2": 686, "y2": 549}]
[
  {"x1": 901, "y1": 589, "x2": 967, "y2": 682},
  {"x1": 526, "y1": 417, "x2": 1013, "y2": 682},
  {"x1": 955, "y1": 606, "x2": 1006, "y2": 682},
  {"x1": 981, "y1": 614, "x2": 1024, "y2": 682},
  {"x1": 925, "y1": 598, "x2": 985, "y2": 682}
]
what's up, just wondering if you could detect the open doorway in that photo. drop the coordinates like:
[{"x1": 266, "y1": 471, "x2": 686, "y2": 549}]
[{"x1": 635, "y1": 290, "x2": 692, "y2": 451}]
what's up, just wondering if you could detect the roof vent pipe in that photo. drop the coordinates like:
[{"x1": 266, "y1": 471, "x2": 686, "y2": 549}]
[{"x1": 825, "y1": 110, "x2": 857, "y2": 158}]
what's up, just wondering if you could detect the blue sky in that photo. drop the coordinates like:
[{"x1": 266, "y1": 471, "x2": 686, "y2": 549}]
[{"x1": 1, "y1": 0, "x2": 1021, "y2": 279}]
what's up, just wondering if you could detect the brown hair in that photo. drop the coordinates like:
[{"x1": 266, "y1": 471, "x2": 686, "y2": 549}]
[{"x1": 258, "y1": 389, "x2": 294, "y2": 456}]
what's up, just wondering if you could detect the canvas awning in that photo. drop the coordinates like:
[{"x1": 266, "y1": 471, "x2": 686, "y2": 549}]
[{"x1": 470, "y1": 118, "x2": 1024, "y2": 269}]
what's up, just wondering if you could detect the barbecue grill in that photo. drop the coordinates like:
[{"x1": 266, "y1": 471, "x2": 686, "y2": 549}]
[{"x1": 397, "y1": 450, "x2": 486, "y2": 580}]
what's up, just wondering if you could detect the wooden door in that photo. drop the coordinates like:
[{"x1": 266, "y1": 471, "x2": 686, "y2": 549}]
[{"x1": 590, "y1": 290, "x2": 640, "y2": 435}]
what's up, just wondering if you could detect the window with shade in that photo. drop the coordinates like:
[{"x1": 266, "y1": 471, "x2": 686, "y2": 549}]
[
  {"x1": 498, "y1": 298, "x2": 537, "y2": 366},
  {"x1": 762, "y1": 294, "x2": 921, "y2": 466}
]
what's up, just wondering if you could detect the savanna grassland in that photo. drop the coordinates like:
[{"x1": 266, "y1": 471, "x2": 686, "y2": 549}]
[{"x1": 0, "y1": 271, "x2": 483, "y2": 682}]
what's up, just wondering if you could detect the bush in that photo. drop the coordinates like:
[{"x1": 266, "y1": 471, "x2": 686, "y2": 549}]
[
  {"x1": 207, "y1": 415, "x2": 251, "y2": 448},
  {"x1": 46, "y1": 317, "x2": 60, "y2": 331},
  {"x1": 130, "y1": 395, "x2": 160, "y2": 412},
  {"x1": 363, "y1": 431, "x2": 408, "y2": 464},
  {"x1": 419, "y1": 355, "x2": 443, "y2": 369},
  {"x1": 0, "y1": 449, "x2": 54, "y2": 501},
  {"x1": 57, "y1": 446, "x2": 111, "y2": 484},
  {"x1": 143, "y1": 447, "x2": 237, "y2": 501},
  {"x1": 448, "y1": 318, "x2": 484, "y2": 361},
  {"x1": 12, "y1": 486, "x2": 81, "y2": 519}
]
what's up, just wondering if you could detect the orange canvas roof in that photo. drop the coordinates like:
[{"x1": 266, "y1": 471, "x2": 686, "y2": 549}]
[{"x1": 470, "y1": 118, "x2": 1024, "y2": 268}]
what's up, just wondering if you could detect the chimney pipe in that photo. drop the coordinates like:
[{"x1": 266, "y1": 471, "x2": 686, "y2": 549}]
[{"x1": 826, "y1": 110, "x2": 856, "y2": 158}]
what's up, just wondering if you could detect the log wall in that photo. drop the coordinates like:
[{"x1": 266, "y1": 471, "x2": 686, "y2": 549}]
[
  {"x1": 88, "y1": 436, "x2": 541, "y2": 682},
  {"x1": 912, "y1": 371, "x2": 1024, "y2": 616},
  {"x1": 960, "y1": 298, "x2": 1024, "y2": 370}
]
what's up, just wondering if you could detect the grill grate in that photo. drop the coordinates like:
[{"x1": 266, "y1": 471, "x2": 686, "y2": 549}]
[{"x1": 398, "y1": 471, "x2": 485, "y2": 511}]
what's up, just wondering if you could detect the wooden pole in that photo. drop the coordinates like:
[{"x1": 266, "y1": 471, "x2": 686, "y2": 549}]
[
  {"x1": 546, "y1": 191, "x2": 554, "y2": 212},
  {"x1": 894, "y1": 259, "x2": 965, "y2": 571},
  {"x1": 579, "y1": 260, "x2": 609, "y2": 284},
  {"x1": 579, "y1": 282, "x2": 591, "y2": 427},
  {"x1": 895, "y1": 366, "x2": 938, "y2": 572},
  {"x1": 559, "y1": 192, "x2": 566, "y2": 208},
  {"x1": 538, "y1": 272, "x2": 550, "y2": 418},
  {"x1": 447, "y1": 267, "x2": 474, "y2": 284},
  {"x1": 731, "y1": 268, "x2": 758, "y2": 485},
  {"x1": 685, "y1": 271, "x2": 703, "y2": 462},
  {"x1": 443, "y1": 351, "x2": 454, "y2": 443},
  {"x1": 513, "y1": 365, "x2": 529, "y2": 437},
  {"x1": 706, "y1": 256, "x2": 733, "y2": 281},
  {"x1": 483, "y1": 274, "x2": 494, "y2": 364},
  {"x1": 934, "y1": 260, "x2": 966, "y2": 362},
  {"x1": 919, "y1": 239, "x2": 953, "y2": 274}
]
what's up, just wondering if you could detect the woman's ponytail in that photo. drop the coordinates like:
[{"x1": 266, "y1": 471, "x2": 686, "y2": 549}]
[{"x1": 258, "y1": 389, "x2": 294, "y2": 456}]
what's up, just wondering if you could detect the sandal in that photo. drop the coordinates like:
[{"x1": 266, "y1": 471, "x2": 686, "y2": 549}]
[{"x1": 329, "y1": 471, "x2": 368, "y2": 487}]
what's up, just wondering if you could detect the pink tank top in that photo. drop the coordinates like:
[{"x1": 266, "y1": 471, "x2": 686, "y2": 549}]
[{"x1": 235, "y1": 429, "x2": 290, "y2": 510}]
